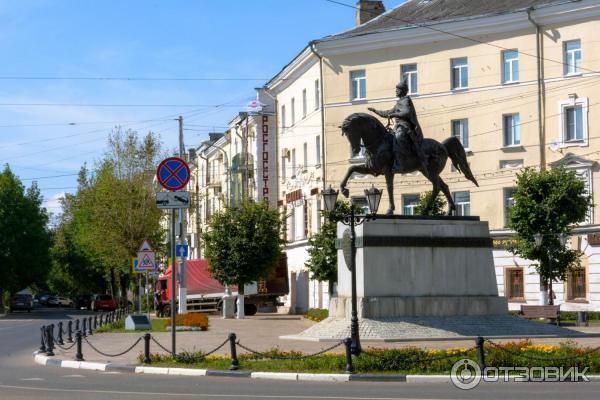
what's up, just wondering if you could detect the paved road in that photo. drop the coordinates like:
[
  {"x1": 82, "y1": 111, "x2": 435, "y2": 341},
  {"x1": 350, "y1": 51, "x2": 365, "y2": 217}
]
[{"x1": 1, "y1": 309, "x2": 600, "y2": 400}]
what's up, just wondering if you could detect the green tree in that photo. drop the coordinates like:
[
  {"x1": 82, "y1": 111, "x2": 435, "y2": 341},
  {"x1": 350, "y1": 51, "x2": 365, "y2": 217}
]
[
  {"x1": 305, "y1": 200, "x2": 362, "y2": 297},
  {"x1": 0, "y1": 165, "x2": 51, "y2": 310},
  {"x1": 508, "y1": 167, "x2": 593, "y2": 304},
  {"x1": 202, "y1": 198, "x2": 283, "y2": 315},
  {"x1": 49, "y1": 129, "x2": 165, "y2": 303},
  {"x1": 414, "y1": 191, "x2": 446, "y2": 216}
]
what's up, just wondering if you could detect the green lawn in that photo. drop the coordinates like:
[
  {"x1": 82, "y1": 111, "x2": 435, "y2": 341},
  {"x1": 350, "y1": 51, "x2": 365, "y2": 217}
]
[{"x1": 96, "y1": 318, "x2": 168, "y2": 333}]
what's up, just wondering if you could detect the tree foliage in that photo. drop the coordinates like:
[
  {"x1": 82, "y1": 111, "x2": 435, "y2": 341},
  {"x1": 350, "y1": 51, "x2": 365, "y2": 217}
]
[
  {"x1": 414, "y1": 191, "x2": 446, "y2": 216},
  {"x1": 202, "y1": 199, "x2": 283, "y2": 291},
  {"x1": 305, "y1": 200, "x2": 362, "y2": 294},
  {"x1": 0, "y1": 165, "x2": 51, "y2": 304},
  {"x1": 49, "y1": 129, "x2": 165, "y2": 300},
  {"x1": 508, "y1": 167, "x2": 593, "y2": 292}
]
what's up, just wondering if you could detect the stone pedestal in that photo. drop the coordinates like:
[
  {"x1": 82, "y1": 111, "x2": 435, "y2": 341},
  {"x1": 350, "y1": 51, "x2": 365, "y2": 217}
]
[{"x1": 330, "y1": 216, "x2": 508, "y2": 318}]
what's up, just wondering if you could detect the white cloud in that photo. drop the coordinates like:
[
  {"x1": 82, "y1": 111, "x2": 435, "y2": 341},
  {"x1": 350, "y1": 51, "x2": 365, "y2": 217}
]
[{"x1": 42, "y1": 191, "x2": 65, "y2": 213}]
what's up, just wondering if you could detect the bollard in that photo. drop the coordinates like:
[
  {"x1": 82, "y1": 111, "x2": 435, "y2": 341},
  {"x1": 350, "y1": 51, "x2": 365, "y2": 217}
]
[
  {"x1": 75, "y1": 319, "x2": 80, "y2": 333},
  {"x1": 39, "y1": 326, "x2": 47, "y2": 353},
  {"x1": 93, "y1": 315, "x2": 97, "y2": 330},
  {"x1": 88, "y1": 317, "x2": 93, "y2": 335},
  {"x1": 67, "y1": 321, "x2": 73, "y2": 343},
  {"x1": 344, "y1": 338, "x2": 354, "y2": 374},
  {"x1": 46, "y1": 326, "x2": 55, "y2": 356},
  {"x1": 82, "y1": 318, "x2": 87, "y2": 337},
  {"x1": 99, "y1": 313, "x2": 103, "y2": 326},
  {"x1": 75, "y1": 331, "x2": 84, "y2": 361},
  {"x1": 476, "y1": 336, "x2": 486, "y2": 371},
  {"x1": 57, "y1": 322, "x2": 64, "y2": 345},
  {"x1": 228, "y1": 333, "x2": 239, "y2": 371},
  {"x1": 143, "y1": 333, "x2": 151, "y2": 364}
]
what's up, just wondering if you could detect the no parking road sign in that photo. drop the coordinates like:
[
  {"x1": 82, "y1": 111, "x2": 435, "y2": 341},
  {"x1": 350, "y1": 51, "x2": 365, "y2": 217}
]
[{"x1": 156, "y1": 157, "x2": 190, "y2": 191}]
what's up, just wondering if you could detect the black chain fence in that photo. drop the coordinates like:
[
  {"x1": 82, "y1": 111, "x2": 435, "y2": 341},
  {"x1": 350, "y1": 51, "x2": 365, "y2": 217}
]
[{"x1": 235, "y1": 340, "x2": 344, "y2": 361}]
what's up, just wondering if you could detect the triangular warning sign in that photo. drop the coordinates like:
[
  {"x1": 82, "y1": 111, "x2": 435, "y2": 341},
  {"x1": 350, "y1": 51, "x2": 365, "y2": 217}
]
[{"x1": 138, "y1": 239, "x2": 153, "y2": 252}]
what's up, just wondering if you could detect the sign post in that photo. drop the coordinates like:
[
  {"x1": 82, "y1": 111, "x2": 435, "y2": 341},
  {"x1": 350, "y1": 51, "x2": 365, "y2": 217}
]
[{"x1": 156, "y1": 156, "x2": 190, "y2": 356}]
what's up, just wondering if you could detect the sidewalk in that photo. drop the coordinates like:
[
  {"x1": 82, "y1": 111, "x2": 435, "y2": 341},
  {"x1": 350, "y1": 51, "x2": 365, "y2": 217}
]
[{"x1": 50, "y1": 313, "x2": 600, "y2": 365}]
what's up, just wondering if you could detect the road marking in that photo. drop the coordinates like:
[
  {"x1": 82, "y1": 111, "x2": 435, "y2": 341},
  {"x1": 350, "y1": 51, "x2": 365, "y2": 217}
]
[
  {"x1": 20, "y1": 378, "x2": 44, "y2": 381},
  {"x1": 61, "y1": 375, "x2": 85, "y2": 378},
  {"x1": 0, "y1": 384, "x2": 420, "y2": 399}
]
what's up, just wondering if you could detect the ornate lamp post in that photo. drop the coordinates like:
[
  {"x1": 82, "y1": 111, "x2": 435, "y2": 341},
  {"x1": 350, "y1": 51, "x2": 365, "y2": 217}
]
[
  {"x1": 533, "y1": 232, "x2": 569, "y2": 305},
  {"x1": 322, "y1": 184, "x2": 383, "y2": 355}
]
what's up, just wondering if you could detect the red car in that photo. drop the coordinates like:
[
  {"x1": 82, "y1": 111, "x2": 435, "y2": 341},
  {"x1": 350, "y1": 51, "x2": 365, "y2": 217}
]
[{"x1": 92, "y1": 294, "x2": 117, "y2": 311}]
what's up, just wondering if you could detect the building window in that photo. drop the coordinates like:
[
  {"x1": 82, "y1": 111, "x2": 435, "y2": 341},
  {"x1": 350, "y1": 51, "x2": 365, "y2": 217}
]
[
  {"x1": 316, "y1": 199, "x2": 322, "y2": 231},
  {"x1": 506, "y1": 268, "x2": 524, "y2": 300},
  {"x1": 291, "y1": 97, "x2": 295, "y2": 125},
  {"x1": 500, "y1": 159, "x2": 524, "y2": 169},
  {"x1": 451, "y1": 57, "x2": 468, "y2": 90},
  {"x1": 451, "y1": 119, "x2": 469, "y2": 149},
  {"x1": 302, "y1": 89, "x2": 307, "y2": 119},
  {"x1": 314, "y1": 80, "x2": 320, "y2": 110},
  {"x1": 303, "y1": 142, "x2": 308, "y2": 170},
  {"x1": 281, "y1": 105, "x2": 286, "y2": 132},
  {"x1": 316, "y1": 135, "x2": 321, "y2": 166},
  {"x1": 503, "y1": 113, "x2": 521, "y2": 147},
  {"x1": 502, "y1": 50, "x2": 519, "y2": 84},
  {"x1": 291, "y1": 148, "x2": 296, "y2": 177},
  {"x1": 564, "y1": 40, "x2": 581, "y2": 76},
  {"x1": 564, "y1": 104, "x2": 584, "y2": 142},
  {"x1": 567, "y1": 268, "x2": 586, "y2": 301},
  {"x1": 504, "y1": 188, "x2": 516, "y2": 226},
  {"x1": 351, "y1": 196, "x2": 369, "y2": 215},
  {"x1": 350, "y1": 70, "x2": 366, "y2": 101},
  {"x1": 401, "y1": 63, "x2": 417, "y2": 94},
  {"x1": 402, "y1": 194, "x2": 419, "y2": 215},
  {"x1": 453, "y1": 191, "x2": 470, "y2": 216},
  {"x1": 281, "y1": 156, "x2": 287, "y2": 181},
  {"x1": 290, "y1": 208, "x2": 296, "y2": 242}
]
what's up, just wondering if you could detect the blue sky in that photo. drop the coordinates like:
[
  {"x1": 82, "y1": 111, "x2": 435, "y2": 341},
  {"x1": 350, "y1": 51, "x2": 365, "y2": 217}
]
[{"x1": 0, "y1": 0, "x2": 404, "y2": 216}]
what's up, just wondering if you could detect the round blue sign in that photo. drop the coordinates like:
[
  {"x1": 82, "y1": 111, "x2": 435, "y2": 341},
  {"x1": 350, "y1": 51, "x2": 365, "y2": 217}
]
[{"x1": 156, "y1": 157, "x2": 190, "y2": 191}]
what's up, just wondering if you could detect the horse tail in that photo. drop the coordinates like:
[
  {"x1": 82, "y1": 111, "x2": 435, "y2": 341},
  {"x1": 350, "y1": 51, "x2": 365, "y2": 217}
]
[{"x1": 442, "y1": 136, "x2": 479, "y2": 187}]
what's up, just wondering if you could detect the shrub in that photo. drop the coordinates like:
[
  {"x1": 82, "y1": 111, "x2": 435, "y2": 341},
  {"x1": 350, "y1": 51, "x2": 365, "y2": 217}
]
[
  {"x1": 163, "y1": 313, "x2": 209, "y2": 330},
  {"x1": 304, "y1": 308, "x2": 328, "y2": 322}
]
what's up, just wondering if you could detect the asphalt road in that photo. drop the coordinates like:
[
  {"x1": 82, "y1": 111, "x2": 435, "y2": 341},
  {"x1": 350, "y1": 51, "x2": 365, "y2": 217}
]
[{"x1": 1, "y1": 308, "x2": 600, "y2": 400}]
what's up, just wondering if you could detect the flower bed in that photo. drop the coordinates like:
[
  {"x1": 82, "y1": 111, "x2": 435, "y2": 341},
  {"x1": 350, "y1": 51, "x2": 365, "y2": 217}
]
[
  {"x1": 303, "y1": 308, "x2": 328, "y2": 322},
  {"x1": 163, "y1": 313, "x2": 209, "y2": 331},
  {"x1": 140, "y1": 340, "x2": 600, "y2": 374}
]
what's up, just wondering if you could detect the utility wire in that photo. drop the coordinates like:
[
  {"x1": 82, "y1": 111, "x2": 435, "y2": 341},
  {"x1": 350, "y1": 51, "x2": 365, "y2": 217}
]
[{"x1": 0, "y1": 76, "x2": 271, "y2": 81}]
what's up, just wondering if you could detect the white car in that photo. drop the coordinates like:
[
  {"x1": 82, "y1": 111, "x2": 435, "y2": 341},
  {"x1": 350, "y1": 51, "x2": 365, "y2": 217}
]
[{"x1": 47, "y1": 296, "x2": 74, "y2": 308}]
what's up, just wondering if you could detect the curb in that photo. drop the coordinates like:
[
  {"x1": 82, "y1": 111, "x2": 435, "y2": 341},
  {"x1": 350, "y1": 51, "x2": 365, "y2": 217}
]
[{"x1": 32, "y1": 352, "x2": 600, "y2": 384}]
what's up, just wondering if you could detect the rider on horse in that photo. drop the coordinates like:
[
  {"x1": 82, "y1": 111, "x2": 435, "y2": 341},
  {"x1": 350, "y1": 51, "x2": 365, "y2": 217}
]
[{"x1": 368, "y1": 79, "x2": 428, "y2": 174}]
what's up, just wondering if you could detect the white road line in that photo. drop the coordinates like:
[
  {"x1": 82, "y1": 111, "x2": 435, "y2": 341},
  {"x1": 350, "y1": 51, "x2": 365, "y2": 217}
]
[
  {"x1": 20, "y1": 378, "x2": 44, "y2": 381},
  {"x1": 0, "y1": 384, "x2": 427, "y2": 399},
  {"x1": 61, "y1": 375, "x2": 85, "y2": 378}
]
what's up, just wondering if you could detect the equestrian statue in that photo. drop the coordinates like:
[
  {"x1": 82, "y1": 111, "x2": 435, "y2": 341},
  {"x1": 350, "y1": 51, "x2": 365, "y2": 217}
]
[{"x1": 339, "y1": 79, "x2": 478, "y2": 216}]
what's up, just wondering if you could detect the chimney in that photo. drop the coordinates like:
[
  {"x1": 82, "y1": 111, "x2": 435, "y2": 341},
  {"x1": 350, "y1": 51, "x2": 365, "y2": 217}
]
[{"x1": 356, "y1": 0, "x2": 385, "y2": 26}]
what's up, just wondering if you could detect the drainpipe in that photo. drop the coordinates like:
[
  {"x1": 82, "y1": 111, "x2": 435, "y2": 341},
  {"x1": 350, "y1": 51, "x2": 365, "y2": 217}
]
[
  {"x1": 528, "y1": 8, "x2": 546, "y2": 170},
  {"x1": 309, "y1": 41, "x2": 327, "y2": 193}
]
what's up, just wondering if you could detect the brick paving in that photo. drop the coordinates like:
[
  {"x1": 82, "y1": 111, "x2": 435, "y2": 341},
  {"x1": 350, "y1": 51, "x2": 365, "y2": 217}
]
[{"x1": 50, "y1": 313, "x2": 600, "y2": 366}]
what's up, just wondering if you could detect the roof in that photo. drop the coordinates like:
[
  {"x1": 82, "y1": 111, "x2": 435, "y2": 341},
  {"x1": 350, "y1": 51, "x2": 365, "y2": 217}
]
[{"x1": 323, "y1": 0, "x2": 569, "y2": 40}]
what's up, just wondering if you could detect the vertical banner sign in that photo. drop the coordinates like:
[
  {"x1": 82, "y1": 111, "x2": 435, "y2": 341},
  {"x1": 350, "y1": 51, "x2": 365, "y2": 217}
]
[{"x1": 262, "y1": 115, "x2": 270, "y2": 205}]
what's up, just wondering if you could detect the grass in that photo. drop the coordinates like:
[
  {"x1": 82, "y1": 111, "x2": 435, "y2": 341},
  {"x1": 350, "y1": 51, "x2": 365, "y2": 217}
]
[
  {"x1": 139, "y1": 340, "x2": 600, "y2": 374},
  {"x1": 96, "y1": 318, "x2": 168, "y2": 333}
]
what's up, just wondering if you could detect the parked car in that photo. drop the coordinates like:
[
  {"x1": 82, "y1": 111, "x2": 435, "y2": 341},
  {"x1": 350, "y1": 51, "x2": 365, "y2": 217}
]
[
  {"x1": 92, "y1": 294, "x2": 117, "y2": 311},
  {"x1": 47, "y1": 296, "x2": 74, "y2": 308},
  {"x1": 38, "y1": 294, "x2": 51, "y2": 306},
  {"x1": 9, "y1": 294, "x2": 33, "y2": 313},
  {"x1": 75, "y1": 294, "x2": 95, "y2": 310}
]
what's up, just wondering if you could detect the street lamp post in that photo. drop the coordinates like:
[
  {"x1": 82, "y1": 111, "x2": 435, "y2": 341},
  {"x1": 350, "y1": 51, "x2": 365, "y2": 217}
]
[
  {"x1": 322, "y1": 184, "x2": 383, "y2": 356},
  {"x1": 533, "y1": 232, "x2": 569, "y2": 305}
]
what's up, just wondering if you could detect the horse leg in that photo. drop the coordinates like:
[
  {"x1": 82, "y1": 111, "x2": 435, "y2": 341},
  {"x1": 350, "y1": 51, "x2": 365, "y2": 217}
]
[
  {"x1": 439, "y1": 178, "x2": 456, "y2": 216},
  {"x1": 384, "y1": 171, "x2": 395, "y2": 215},
  {"x1": 422, "y1": 176, "x2": 440, "y2": 216},
  {"x1": 339, "y1": 164, "x2": 370, "y2": 198}
]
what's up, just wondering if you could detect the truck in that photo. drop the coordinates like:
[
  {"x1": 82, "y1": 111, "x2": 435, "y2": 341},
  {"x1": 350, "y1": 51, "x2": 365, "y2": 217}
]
[{"x1": 155, "y1": 256, "x2": 288, "y2": 316}]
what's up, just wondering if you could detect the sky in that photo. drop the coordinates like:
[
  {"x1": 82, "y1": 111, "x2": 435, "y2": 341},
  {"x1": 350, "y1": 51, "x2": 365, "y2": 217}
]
[{"x1": 0, "y1": 0, "x2": 405, "y2": 219}]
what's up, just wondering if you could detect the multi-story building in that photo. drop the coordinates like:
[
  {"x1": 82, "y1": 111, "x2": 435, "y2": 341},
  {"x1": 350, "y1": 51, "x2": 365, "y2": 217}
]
[
  {"x1": 265, "y1": 50, "x2": 328, "y2": 313},
  {"x1": 306, "y1": 0, "x2": 600, "y2": 311}
]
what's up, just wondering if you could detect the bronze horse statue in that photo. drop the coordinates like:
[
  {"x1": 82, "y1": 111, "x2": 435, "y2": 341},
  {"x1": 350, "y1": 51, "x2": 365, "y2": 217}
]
[{"x1": 339, "y1": 113, "x2": 478, "y2": 216}]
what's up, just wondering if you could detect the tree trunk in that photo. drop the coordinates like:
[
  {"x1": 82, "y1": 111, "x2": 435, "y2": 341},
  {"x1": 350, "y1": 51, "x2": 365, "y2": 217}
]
[
  {"x1": 236, "y1": 283, "x2": 245, "y2": 319},
  {"x1": 110, "y1": 269, "x2": 117, "y2": 297},
  {"x1": 0, "y1": 288, "x2": 4, "y2": 313},
  {"x1": 328, "y1": 281, "x2": 334, "y2": 298},
  {"x1": 120, "y1": 274, "x2": 129, "y2": 308},
  {"x1": 548, "y1": 279, "x2": 554, "y2": 306}
]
